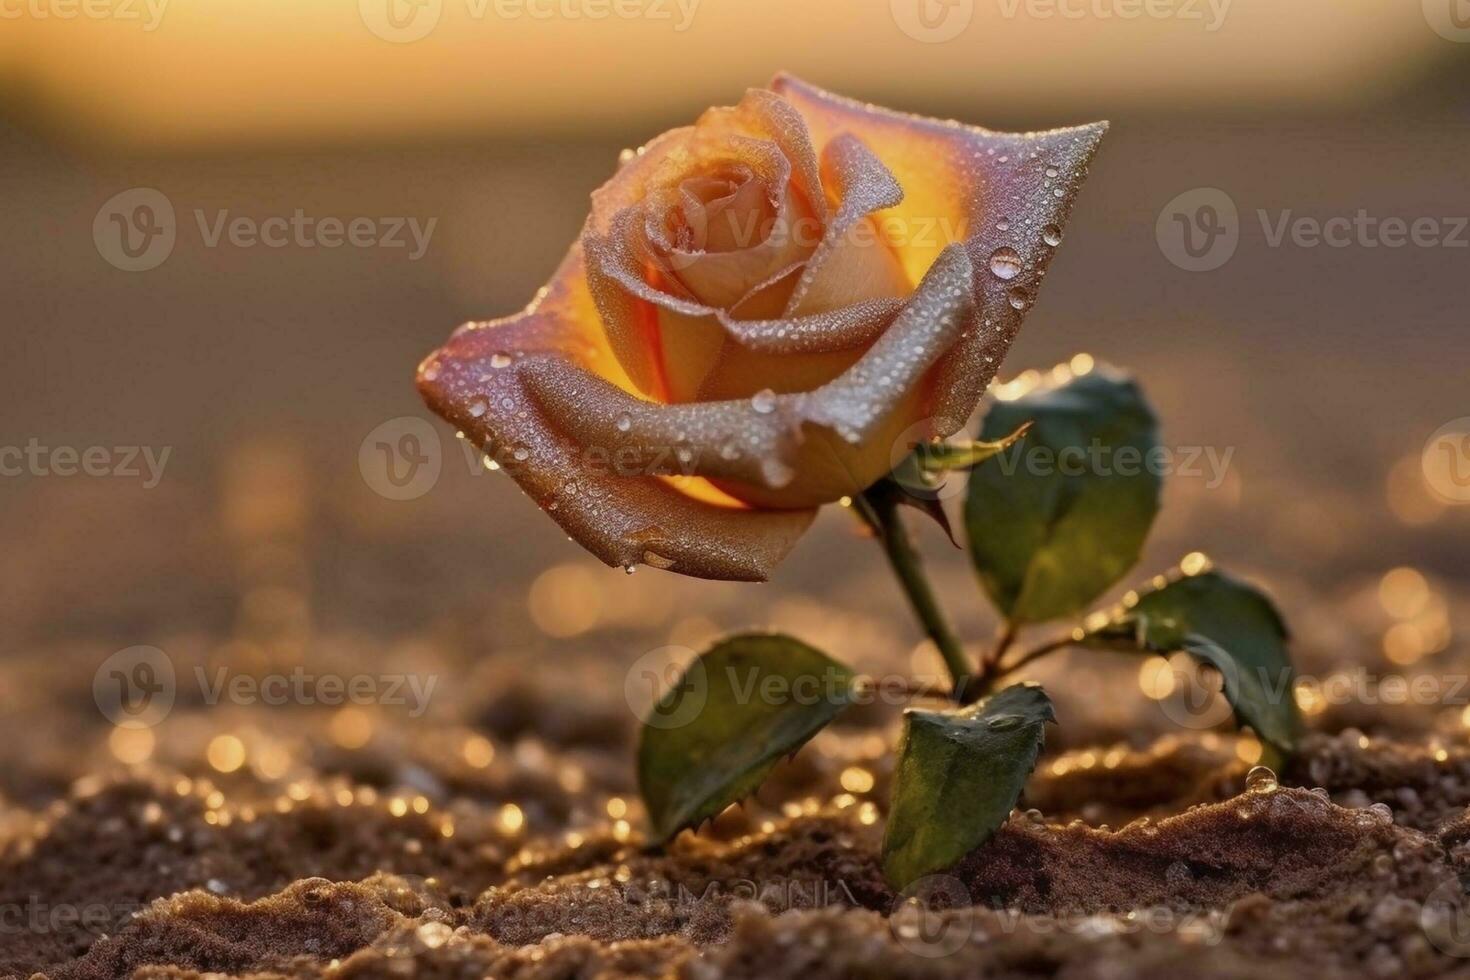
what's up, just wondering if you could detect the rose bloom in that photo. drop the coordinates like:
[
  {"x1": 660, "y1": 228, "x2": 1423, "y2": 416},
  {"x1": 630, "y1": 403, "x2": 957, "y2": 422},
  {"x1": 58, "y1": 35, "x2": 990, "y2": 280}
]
[{"x1": 418, "y1": 75, "x2": 1105, "y2": 581}]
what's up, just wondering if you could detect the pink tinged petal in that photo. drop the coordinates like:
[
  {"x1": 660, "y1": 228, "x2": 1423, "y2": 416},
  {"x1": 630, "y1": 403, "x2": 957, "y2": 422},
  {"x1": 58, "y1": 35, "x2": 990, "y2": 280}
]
[
  {"x1": 784, "y1": 134, "x2": 910, "y2": 316},
  {"x1": 416, "y1": 245, "x2": 816, "y2": 582},
  {"x1": 717, "y1": 298, "x2": 904, "y2": 354},
  {"x1": 521, "y1": 247, "x2": 980, "y2": 511},
  {"x1": 772, "y1": 73, "x2": 1109, "y2": 434}
]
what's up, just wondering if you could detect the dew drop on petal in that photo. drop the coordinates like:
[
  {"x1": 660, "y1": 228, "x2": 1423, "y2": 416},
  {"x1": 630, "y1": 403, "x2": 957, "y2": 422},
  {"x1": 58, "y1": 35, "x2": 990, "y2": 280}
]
[
  {"x1": 467, "y1": 398, "x2": 487, "y2": 418},
  {"x1": 751, "y1": 389, "x2": 777, "y2": 414},
  {"x1": 489, "y1": 352, "x2": 512, "y2": 369},
  {"x1": 616, "y1": 413, "x2": 632, "y2": 433},
  {"x1": 1042, "y1": 224, "x2": 1063, "y2": 247},
  {"x1": 988, "y1": 247, "x2": 1023, "y2": 281},
  {"x1": 1007, "y1": 287, "x2": 1032, "y2": 311}
]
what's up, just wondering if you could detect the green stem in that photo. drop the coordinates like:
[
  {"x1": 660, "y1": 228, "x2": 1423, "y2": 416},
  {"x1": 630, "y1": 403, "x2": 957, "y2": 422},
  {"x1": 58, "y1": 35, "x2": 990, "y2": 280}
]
[{"x1": 855, "y1": 492, "x2": 974, "y2": 701}]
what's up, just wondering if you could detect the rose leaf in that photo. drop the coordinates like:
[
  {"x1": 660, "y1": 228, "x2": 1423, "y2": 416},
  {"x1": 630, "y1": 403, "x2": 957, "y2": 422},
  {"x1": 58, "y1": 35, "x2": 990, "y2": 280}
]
[
  {"x1": 882, "y1": 683, "x2": 1054, "y2": 890},
  {"x1": 1081, "y1": 569, "x2": 1302, "y2": 753},
  {"x1": 965, "y1": 366, "x2": 1161, "y2": 624},
  {"x1": 637, "y1": 633, "x2": 859, "y2": 843}
]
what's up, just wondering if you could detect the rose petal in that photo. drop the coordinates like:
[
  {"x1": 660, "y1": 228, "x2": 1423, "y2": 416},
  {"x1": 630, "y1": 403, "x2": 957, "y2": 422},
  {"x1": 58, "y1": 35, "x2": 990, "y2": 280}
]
[
  {"x1": 520, "y1": 246, "x2": 982, "y2": 509},
  {"x1": 417, "y1": 245, "x2": 816, "y2": 581},
  {"x1": 772, "y1": 73, "x2": 1109, "y2": 433},
  {"x1": 583, "y1": 89, "x2": 830, "y2": 400},
  {"x1": 784, "y1": 134, "x2": 909, "y2": 316}
]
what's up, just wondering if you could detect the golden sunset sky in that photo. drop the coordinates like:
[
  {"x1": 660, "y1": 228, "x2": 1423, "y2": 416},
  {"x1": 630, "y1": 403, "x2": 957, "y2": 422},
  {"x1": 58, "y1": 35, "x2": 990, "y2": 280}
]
[{"x1": 1, "y1": 0, "x2": 1458, "y2": 148}]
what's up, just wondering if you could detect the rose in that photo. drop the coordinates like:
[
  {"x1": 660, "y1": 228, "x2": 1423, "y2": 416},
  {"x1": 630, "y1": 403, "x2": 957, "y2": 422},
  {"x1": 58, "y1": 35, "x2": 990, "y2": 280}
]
[{"x1": 417, "y1": 74, "x2": 1106, "y2": 581}]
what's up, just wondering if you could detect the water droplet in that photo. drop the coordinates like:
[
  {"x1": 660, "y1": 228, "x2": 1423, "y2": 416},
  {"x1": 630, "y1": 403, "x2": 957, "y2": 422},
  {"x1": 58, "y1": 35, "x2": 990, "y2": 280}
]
[
  {"x1": 1244, "y1": 765, "x2": 1278, "y2": 793},
  {"x1": 615, "y1": 413, "x2": 632, "y2": 433},
  {"x1": 1007, "y1": 287, "x2": 1031, "y2": 311},
  {"x1": 986, "y1": 714, "x2": 1023, "y2": 731},
  {"x1": 988, "y1": 247, "x2": 1023, "y2": 281},
  {"x1": 467, "y1": 398, "x2": 487, "y2": 418},
  {"x1": 513, "y1": 447, "x2": 529, "y2": 462},
  {"x1": 751, "y1": 389, "x2": 777, "y2": 414},
  {"x1": 997, "y1": 218, "x2": 1011, "y2": 232},
  {"x1": 489, "y1": 352, "x2": 512, "y2": 369},
  {"x1": 1045, "y1": 167, "x2": 1059, "y2": 178},
  {"x1": 1053, "y1": 187, "x2": 1065, "y2": 198},
  {"x1": 1042, "y1": 224, "x2": 1063, "y2": 247}
]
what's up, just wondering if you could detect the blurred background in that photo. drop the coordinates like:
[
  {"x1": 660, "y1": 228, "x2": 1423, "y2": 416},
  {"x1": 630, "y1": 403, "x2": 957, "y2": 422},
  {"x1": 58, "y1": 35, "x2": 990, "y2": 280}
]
[{"x1": 1, "y1": 0, "x2": 1468, "y2": 808}]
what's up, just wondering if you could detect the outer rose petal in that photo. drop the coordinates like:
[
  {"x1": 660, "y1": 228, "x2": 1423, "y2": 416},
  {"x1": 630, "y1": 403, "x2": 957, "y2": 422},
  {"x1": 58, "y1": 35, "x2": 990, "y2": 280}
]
[
  {"x1": 416, "y1": 245, "x2": 816, "y2": 581},
  {"x1": 520, "y1": 247, "x2": 984, "y2": 509},
  {"x1": 772, "y1": 74, "x2": 1110, "y2": 433}
]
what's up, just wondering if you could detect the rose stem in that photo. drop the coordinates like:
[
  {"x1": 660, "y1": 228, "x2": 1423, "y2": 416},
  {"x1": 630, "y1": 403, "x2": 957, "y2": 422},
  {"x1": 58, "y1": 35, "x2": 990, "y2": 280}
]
[{"x1": 854, "y1": 492, "x2": 975, "y2": 702}]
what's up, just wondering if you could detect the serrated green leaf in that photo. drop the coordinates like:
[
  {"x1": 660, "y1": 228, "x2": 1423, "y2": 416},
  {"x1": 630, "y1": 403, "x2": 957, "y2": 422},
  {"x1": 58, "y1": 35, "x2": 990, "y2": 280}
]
[
  {"x1": 882, "y1": 684, "x2": 1054, "y2": 889},
  {"x1": 637, "y1": 633, "x2": 858, "y2": 842},
  {"x1": 1083, "y1": 569, "x2": 1301, "y2": 752},
  {"x1": 965, "y1": 367, "x2": 1161, "y2": 624}
]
